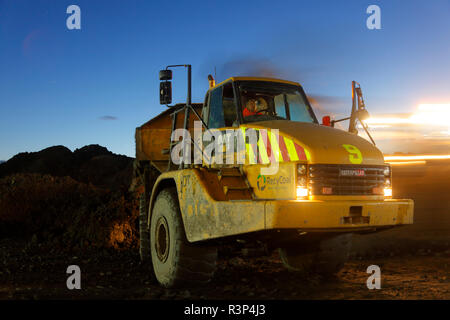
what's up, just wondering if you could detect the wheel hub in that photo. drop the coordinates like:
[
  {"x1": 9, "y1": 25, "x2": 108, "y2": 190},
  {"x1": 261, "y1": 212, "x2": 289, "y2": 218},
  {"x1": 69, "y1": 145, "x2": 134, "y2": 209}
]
[{"x1": 155, "y1": 217, "x2": 169, "y2": 262}]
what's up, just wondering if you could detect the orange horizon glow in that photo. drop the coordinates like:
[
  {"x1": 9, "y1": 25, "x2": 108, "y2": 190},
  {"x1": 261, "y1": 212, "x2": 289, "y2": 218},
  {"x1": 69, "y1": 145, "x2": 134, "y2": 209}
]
[
  {"x1": 364, "y1": 103, "x2": 450, "y2": 128},
  {"x1": 388, "y1": 160, "x2": 427, "y2": 166},
  {"x1": 384, "y1": 154, "x2": 450, "y2": 161}
]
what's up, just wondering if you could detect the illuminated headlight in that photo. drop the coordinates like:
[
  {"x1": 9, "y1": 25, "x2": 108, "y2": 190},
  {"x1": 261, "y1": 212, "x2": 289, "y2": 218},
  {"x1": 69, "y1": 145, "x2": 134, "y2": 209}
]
[
  {"x1": 297, "y1": 164, "x2": 308, "y2": 198},
  {"x1": 297, "y1": 186, "x2": 309, "y2": 198},
  {"x1": 383, "y1": 164, "x2": 392, "y2": 190},
  {"x1": 384, "y1": 187, "x2": 392, "y2": 197}
]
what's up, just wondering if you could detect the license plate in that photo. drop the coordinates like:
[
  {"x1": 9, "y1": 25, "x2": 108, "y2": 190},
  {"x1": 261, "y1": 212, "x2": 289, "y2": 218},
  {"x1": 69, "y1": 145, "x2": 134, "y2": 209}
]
[{"x1": 339, "y1": 168, "x2": 365, "y2": 177}]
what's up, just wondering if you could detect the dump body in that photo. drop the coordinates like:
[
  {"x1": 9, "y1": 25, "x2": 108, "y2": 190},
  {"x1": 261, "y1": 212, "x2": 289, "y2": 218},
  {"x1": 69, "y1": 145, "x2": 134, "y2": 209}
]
[{"x1": 135, "y1": 103, "x2": 202, "y2": 172}]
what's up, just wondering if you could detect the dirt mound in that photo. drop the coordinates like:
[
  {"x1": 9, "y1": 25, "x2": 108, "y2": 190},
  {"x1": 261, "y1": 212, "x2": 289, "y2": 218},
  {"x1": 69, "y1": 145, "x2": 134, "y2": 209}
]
[
  {"x1": 0, "y1": 144, "x2": 140, "y2": 250},
  {"x1": 0, "y1": 173, "x2": 139, "y2": 250},
  {"x1": 0, "y1": 144, "x2": 133, "y2": 191}
]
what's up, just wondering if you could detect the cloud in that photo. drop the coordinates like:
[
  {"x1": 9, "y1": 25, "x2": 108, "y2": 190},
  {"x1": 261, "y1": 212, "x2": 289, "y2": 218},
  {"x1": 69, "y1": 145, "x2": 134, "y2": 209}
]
[{"x1": 98, "y1": 115, "x2": 118, "y2": 121}]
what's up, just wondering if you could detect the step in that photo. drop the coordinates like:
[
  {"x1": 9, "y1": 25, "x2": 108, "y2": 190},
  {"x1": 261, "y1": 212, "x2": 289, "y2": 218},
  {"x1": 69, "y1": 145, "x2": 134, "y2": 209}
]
[
  {"x1": 217, "y1": 168, "x2": 243, "y2": 181},
  {"x1": 223, "y1": 186, "x2": 253, "y2": 195}
]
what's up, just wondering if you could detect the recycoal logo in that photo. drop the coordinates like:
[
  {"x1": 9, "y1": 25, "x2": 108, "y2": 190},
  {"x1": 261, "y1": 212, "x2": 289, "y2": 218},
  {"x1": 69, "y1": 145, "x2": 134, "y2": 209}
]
[
  {"x1": 257, "y1": 175, "x2": 292, "y2": 192},
  {"x1": 257, "y1": 174, "x2": 266, "y2": 191}
]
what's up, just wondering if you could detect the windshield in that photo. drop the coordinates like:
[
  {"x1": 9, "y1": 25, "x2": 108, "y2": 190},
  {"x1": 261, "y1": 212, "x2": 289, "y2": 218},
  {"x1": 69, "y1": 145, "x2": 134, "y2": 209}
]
[{"x1": 238, "y1": 81, "x2": 318, "y2": 124}]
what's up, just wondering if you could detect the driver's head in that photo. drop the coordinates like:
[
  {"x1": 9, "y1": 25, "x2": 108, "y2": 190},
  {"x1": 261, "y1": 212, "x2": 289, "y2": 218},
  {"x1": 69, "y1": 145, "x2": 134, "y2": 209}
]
[
  {"x1": 255, "y1": 98, "x2": 268, "y2": 113},
  {"x1": 246, "y1": 99, "x2": 257, "y2": 112}
]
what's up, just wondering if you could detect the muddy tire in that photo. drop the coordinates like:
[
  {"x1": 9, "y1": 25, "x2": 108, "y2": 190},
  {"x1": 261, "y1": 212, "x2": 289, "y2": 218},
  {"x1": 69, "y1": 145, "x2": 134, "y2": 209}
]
[
  {"x1": 150, "y1": 188, "x2": 217, "y2": 288},
  {"x1": 279, "y1": 234, "x2": 353, "y2": 276},
  {"x1": 139, "y1": 193, "x2": 151, "y2": 262}
]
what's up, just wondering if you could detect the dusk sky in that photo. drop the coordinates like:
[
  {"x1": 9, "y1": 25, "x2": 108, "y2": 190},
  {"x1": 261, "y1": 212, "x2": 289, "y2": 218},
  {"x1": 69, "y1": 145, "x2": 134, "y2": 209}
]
[{"x1": 1, "y1": 0, "x2": 449, "y2": 160}]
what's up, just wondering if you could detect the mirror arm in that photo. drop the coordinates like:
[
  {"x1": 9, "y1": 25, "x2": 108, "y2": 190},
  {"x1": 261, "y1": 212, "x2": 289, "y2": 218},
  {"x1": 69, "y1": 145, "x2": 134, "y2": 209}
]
[
  {"x1": 331, "y1": 116, "x2": 351, "y2": 126},
  {"x1": 360, "y1": 119, "x2": 376, "y2": 146}
]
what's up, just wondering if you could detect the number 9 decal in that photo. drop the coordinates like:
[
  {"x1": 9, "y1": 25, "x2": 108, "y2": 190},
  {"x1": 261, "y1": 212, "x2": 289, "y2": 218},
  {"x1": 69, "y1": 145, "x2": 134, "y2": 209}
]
[{"x1": 342, "y1": 144, "x2": 363, "y2": 164}]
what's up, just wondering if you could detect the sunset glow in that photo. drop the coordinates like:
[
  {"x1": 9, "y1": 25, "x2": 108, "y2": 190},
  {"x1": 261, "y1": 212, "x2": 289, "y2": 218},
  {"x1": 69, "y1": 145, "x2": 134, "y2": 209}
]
[
  {"x1": 384, "y1": 155, "x2": 450, "y2": 161},
  {"x1": 364, "y1": 104, "x2": 450, "y2": 130}
]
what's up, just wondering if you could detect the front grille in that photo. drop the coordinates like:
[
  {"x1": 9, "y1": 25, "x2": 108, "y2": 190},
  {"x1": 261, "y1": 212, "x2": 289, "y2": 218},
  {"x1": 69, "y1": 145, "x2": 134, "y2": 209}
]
[{"x1": 308, "y1": 164, "x2": 385, "y2": 195}]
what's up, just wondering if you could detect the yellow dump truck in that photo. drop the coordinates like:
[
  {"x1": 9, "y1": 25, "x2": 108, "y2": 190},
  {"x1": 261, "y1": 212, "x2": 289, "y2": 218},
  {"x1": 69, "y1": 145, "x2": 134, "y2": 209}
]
[{"x1": 135, "y1": 65, "x2": 414, "y2": 288}]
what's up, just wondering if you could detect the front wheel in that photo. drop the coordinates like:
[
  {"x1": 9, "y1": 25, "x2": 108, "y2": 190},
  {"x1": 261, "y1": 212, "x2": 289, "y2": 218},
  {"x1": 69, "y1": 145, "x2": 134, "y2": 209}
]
[
  {"x1": 279, "y1": 234, "x2": 353, "y2": 276},
  {"x1": 150, "y1": 187, "x2": 217, "y2": 288}
]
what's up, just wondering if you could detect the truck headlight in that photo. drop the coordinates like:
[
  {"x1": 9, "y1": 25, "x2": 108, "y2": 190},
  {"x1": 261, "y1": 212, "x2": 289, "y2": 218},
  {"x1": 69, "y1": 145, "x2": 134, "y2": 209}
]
[
  {"x1": 297, "y1": 186, "x2": 308, "y2": 198},
  {"x1": 297, "y1": 164, "x2": 308, "y2": 198},
  {"x1": 384, "y1": 164, "x2": 392, "y2": 197},
  {"x1": 384, "y1": 187, "x2": 392, "y2": 197}
]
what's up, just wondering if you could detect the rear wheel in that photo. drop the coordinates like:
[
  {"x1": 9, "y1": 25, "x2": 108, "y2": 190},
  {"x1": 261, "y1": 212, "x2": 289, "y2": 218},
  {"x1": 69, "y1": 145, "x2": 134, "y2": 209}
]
[
  {"x1": 150, "y1": 188, "x2": 217, "y2": 288},
  {"x1": 279, "y1": 234, "x2": 352, "y2": 276}
]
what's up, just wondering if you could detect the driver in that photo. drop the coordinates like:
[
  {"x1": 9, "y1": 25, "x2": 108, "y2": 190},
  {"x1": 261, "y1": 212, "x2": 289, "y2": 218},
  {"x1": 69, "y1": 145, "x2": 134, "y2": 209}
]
[
  {"x1": 255, "y1": 97, "x2": 268, "y2": 114},
  {"x1": 243, "y1": 98, "x2": 258, "y2": 117},
  {"x1": 243, "y1": 97, "x2": 268, "y2": 117}
]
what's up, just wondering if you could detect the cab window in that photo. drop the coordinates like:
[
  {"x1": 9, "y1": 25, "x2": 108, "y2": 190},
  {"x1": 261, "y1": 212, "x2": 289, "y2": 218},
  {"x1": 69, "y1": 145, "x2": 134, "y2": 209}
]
[{"x1": 207, "y1": 83, "x2": 237, "y2": 129}]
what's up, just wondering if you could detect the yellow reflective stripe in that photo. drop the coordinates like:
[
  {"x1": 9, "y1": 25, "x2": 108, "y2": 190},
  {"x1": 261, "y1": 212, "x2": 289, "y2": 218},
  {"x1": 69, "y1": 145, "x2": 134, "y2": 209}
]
[
  {"x1": 241, "y1": 127, "x2": 257, "y2": 164},
  {"x1": 257, "y1": 129, "x2": 270, "y2": 164},
  {"x1": 283, "y1": 137, "x2": 299, "y2": 162},
  {"x1": 268, "y1": 130, "x2": 283, "y2": 162},
  {"x1": 304, "y1": 148, "x2": 311, "y2": 161}
]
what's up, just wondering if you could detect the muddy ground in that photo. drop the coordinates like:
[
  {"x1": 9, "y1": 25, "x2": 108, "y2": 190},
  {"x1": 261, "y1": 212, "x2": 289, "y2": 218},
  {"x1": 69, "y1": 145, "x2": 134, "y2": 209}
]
[
  {"x1": 0, "y1": 238, "x2": 448, "y2": 300},
  {"x1": 0, "y1": 148, "x2": 449, "y2": 300}
]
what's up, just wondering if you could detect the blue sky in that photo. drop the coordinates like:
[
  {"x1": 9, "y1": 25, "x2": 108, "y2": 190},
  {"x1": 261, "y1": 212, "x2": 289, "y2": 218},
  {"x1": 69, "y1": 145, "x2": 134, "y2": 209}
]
[{"x1": 1, "y1": 0, "x2": 449, "y2": 159}]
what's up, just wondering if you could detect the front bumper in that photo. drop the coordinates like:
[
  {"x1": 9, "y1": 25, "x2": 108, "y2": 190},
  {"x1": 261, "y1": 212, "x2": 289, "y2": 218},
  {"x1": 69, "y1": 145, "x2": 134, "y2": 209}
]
[{"x1": 265, "y1": 198, "x2": 414, "y2": 231}]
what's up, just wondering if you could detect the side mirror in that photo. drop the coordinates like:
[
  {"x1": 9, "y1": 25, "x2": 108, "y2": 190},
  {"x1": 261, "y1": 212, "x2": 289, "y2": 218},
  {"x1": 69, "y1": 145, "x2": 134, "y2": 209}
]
[
  {"x1": 159, "y1": 69, "x2": 172, "y2": 81},
  {"x1": 356, "y1": 109, "x2": 370, "y2": 121},
  {"x1": 160, "y1": 81, "x2": 172, "y2": 105},
  {"x1": 322, "y1": 115, "x2": 332, "y2": 127}
]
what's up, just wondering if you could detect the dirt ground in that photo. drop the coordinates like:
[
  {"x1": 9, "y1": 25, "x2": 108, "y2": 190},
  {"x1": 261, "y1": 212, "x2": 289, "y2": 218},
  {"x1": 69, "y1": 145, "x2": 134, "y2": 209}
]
[
  {"x1": 0, "y1": 156, "x2": 449, "y2": 300},
  {"x1": 0, "y1": 238, "x2": 448, "y2": 300}
]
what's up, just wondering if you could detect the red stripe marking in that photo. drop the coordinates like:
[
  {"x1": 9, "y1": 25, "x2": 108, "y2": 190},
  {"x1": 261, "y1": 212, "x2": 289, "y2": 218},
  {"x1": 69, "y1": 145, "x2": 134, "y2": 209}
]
[
  {"x1": 294, "y1": 143, "x2": 307, "y2": 160},
  {"x1": 278, "y1": 135, "x2": 290, "y2": 162}
]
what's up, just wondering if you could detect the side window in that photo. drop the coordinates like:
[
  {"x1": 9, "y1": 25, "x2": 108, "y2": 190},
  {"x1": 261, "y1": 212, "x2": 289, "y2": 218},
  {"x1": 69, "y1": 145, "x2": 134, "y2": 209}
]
[
  {"x1": 274, "y1": 94, "x2": 287, "y2": 118},
  {"x1": 208, "y1": 86, "x2": 224, "y2": 129},
  {"x1": 222, "y1": 83, "x2": 237, "y2": 127},
  {"x1": 202, "y1": 93, "x2": 210, "y2": 125},
  {"x1": 287, "y1": 93, "x2": 314, "y2": 122}
]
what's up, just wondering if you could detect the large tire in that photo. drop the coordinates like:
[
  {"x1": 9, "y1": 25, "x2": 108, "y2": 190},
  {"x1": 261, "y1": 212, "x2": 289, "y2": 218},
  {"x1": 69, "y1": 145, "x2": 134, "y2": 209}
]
[
  {"x1": 139, "y1": 193, "x2": 151, "y2": 262},
  {"x1": 279, "y1": 234, "x2": 352, "y2": 276},
  {"x1": 150, "y1": 188, "x2": 217, "y2": 288}
]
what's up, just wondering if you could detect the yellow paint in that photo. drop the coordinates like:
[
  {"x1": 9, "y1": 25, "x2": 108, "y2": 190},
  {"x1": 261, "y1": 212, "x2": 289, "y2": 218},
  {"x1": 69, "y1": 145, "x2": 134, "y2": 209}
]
[
  {"x1": 265, "y1": 198, "x2": 414, "y2": 229},
  {"x1": 245, "y1": 162, "x2": 296, "y2": 199},
  {"x1": 210, "y1": 77, "x2": 301, "y2": 91}
]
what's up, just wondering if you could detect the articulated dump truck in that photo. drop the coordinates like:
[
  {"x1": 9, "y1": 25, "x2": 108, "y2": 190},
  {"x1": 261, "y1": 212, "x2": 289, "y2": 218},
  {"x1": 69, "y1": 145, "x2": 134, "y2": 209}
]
[{"x1": 134, "y1": 65, "x2": 414, "y2": 288}]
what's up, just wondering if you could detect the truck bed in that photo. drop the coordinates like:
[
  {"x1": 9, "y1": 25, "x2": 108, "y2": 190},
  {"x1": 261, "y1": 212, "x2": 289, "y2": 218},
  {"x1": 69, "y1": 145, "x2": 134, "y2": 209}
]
[{"x1": 135, "y1": 103, "x2": 203, "y2": 172}]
